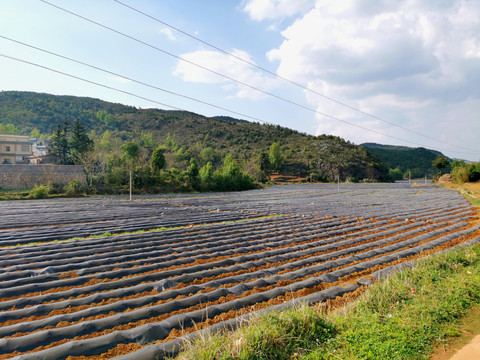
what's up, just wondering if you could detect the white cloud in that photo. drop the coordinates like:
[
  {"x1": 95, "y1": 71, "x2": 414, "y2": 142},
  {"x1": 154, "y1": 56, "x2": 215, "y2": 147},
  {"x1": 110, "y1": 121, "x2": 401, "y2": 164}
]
[
  {"x1": 159, "y1": 28, "x2": 176, "y2": 41},
  {"x1": 262, "y1": 0, "x2": 480, "y2": 158},
  {"x1": 173, "y1": 49, "x2": 281, "y2": 100},
  {"x1": 242, "y1": 0, "x2": 316, "y2": 21}
]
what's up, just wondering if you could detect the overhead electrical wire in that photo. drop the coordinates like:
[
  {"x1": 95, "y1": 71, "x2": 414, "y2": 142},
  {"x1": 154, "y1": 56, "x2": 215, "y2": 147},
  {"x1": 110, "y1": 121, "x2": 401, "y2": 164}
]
[
  {"x1": 2, "y1": 0, "x2": 471, "y2": 156},
  {"x1": 2, "y1": 49, "x2": 468, "y2": 155},
  {"x1": 0, "y1": 53, "x2": 185, "y2": 111},
  {"x1": 38, "y1": 0, "x2": 479, "y2": 155},
  {"x1": 0, "y1": 35, "x2": 269, "y2": 125},
  {"x1": 113, "y1": 0, "x2": 478, "y2": 154},
  {"x1": 37, "y1": 0, "x2": 478, "y2": 155}
]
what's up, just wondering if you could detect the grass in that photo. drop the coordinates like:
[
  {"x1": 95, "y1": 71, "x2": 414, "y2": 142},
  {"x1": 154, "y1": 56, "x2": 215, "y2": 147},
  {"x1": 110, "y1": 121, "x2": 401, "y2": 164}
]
[
  {"x1": 0, "y1": 188, "x2": 88, "y2": 200},
  {"x1": 175, "y1": 244, "x2": 480, "y2": 360},
  {"x1": 443, "y1": 181, "x2": 480, "y2": 208},
  {"x1": 0, "y1": 189, "x2": 33, "y2": 200},
  {"x1": 175, "y1": 304, "x2": 336, "y2": 360},
  {"x1": 311, "y1": 245, "x2": 480, "y2": 360}
]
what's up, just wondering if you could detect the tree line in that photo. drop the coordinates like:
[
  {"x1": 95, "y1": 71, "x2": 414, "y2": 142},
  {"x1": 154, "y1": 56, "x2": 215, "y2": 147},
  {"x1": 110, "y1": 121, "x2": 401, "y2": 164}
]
[{"x1": 46, "y1": 119, "x2": 289, "y2": 194}]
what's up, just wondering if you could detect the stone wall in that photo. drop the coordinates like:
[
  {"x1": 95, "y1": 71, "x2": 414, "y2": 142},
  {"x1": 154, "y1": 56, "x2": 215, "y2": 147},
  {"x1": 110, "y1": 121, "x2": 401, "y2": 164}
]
[{"x1": 0, "y1": 165, "x2": 86, "y2": 190}]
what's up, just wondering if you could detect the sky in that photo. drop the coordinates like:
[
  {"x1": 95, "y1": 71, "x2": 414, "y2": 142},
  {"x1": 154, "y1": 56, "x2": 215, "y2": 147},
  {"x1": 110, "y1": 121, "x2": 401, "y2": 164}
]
[{"x1": 0, "y1": 0, "x2": 479, "y2": 161}]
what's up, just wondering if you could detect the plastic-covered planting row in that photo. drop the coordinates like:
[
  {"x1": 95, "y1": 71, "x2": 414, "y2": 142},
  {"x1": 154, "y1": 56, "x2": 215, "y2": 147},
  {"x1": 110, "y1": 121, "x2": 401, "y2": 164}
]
[
  {"x1": 1, "y1": 219, "x2": 424, "y2": 306},
  {"x1": 0, "y1": 214, "x2": 293, "y2": 258},
  {"x1": 0, "y1": 218, "x2": 436, "y2": 315},
  {"x1": 0, "y1": 214, "x2": 344, "y2": 264},
  {"x1": 0, "y1": 220, "x2": 472, "y2": 298},
  {"x1": 0, "y1": 209, "x2": 264, "y2": 247},
  {"x1": 0, "y1": 221, "x2": 472, "y2": 327},
  {"x1": 0, "y1": 216, "x2": 406, "y2": 299},
  {"x1": 0, "y1": 194, "x2": 246, "y2": 225},
  {"x1": 114, "y1": 235, "x2": 480, "y2": 360},
  {"x1": 0, "y1": 218, "x2": 446, "y2": 309},
  {"x1": 0, "y1": 183, "x2": 470, "y2": 231},
  {"x1": 0, "y1": 183, "x2": 478, "y2": 360},
  {"x1": 0, "y1": 220, "x2": 462, "y2": 330},
  {"x1": 0, "y1": 216, "x2": 370, "y2": 284},
  {"x1": 0, "y1": 199, "x2": 180, "y2": 228},
  {"x1": 0, "y1": 213, "x2": 444, "y2": 281},
  {"x1": 4, "y1": 225, "x2": 480, "y2": 359},
  {"x1": 176, "y1": 184, "x2": 469, "y2": 213}
]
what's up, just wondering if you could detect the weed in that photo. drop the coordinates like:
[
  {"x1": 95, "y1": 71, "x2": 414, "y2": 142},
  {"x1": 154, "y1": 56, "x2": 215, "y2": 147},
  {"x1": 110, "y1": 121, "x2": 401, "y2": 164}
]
[
  {"x1": 29, "y1": 184, "x2": 50, "y2": 199},
  {"x1": 304, "y1": 245, "x2": 480, "y2": 360},
  {"x1": 176, "y1": 304, "x2": 336, "y2": 360}
]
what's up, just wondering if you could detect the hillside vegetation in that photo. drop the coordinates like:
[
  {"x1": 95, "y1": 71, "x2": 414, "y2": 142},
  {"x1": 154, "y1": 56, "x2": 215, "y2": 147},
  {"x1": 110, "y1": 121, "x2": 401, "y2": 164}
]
[
  {"x1": 0, "y1": 91, "x2": 389, "y2": 194},
  {"x1": 362, "y1": 142, "x2": 449, "y2": 179}
]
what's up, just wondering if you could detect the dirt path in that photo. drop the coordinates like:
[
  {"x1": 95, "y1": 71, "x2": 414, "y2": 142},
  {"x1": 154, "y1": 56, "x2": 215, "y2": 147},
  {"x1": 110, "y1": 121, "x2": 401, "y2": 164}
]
[
  {"x1": 430, "y1": 306, "x2": 480, "y2": 360},
  {"x1": 449, "y1": 335, "x2": 480, "y2": 360}
]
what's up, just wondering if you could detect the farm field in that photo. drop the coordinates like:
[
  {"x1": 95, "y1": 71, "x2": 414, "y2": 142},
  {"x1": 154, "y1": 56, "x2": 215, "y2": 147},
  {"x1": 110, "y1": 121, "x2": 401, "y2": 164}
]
[{"x1": 0, "y1": 183, "x2": 479, "y2": 360}]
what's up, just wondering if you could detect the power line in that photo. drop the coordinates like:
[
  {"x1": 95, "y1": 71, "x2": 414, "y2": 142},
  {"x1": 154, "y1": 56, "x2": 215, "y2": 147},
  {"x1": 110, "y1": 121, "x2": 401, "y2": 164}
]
[
  {"x1": 113, "y1": 0, "x2": 478, "y2": 154},
  {"x1": 0, "y1": 35, "x2": 269, "y2": 125},
  {"x1": 2, "y1": 49, "x2": 472, "y2": 156},
  {"x1": 38, "y1": 0, "x2": 478, "y2": 155},
  {"x1": 0, "y1": 53, "x2": 184, "y2": 111}
]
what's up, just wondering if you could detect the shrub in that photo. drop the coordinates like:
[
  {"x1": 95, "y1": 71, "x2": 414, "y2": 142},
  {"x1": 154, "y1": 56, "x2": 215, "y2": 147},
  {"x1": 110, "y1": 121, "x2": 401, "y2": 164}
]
[
  {"x1": 30, "y1": 185, "x2": 50, "y2": 199},
  {"x1": 47, "y1": 182, "x2": 65, "y2": 194},
  {"x1": 467, "y1": 163, "x2": 480, "y2": 182},
  {"x1": 65, "y1": 180, "x2": 84, "y2": 195},
  {"x1": 452, "y1": 165, "x2": 469, "y2": 184}
]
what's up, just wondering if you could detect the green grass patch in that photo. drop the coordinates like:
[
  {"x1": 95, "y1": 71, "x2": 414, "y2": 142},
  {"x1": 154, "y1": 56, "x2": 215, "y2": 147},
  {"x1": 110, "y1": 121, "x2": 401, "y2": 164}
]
[
  {"x1": 175, "y1": 244, "x2": 480, "y2": 360},
  {"x1": 0, "y1": 189, "x2": 33, "y2": 200},
  {"x1": 175, "y1": 304, "x2": 335, "y2": 360},
  {"x1": 309, "y1": 245, "x2": 480, "y2": 360}
]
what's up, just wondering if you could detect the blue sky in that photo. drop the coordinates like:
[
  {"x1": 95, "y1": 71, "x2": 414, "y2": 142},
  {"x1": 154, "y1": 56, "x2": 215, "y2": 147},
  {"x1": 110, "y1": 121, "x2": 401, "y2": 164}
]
[{"x1": 0, "y1": 0, "x2": 479, "y2": 161}]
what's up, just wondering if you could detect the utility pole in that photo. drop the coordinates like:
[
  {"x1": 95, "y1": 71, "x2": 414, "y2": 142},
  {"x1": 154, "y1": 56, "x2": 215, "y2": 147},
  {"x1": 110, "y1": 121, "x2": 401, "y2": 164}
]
[{"x1": 129, "y1": 170, "x2": 132, "y2": 201}]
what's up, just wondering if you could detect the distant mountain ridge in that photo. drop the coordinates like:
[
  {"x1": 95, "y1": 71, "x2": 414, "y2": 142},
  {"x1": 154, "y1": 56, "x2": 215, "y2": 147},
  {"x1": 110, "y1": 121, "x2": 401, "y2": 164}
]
[
  {"x1": 361, "y1": 142, "x2": 449, "y2": 178},
  {"x1": 0, "y1": 91, "x2": 390, "y2": 181}
]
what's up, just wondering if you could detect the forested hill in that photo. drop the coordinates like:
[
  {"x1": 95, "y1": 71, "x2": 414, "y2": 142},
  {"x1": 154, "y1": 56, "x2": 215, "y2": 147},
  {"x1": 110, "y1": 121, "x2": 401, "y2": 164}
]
[
  {"x1": 0, "y1": 91, "x2": 388, "y2": 182},
  {"x1": 362, "y1": 143, "x2": 450, "y2": 178}
]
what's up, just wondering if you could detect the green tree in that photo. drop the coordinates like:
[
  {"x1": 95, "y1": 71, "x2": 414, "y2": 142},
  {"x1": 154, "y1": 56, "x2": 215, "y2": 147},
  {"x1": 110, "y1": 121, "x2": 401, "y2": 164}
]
[
  {"x1": 451, "y1": 159, "x2": 466, "y2": 170},
  {"x1": 258, "y1": 151, "x2": 271, "y2": 182},
  {"x1": 200, "y1": 147, "x2": 220, "y2": 166},
  {"x1": 49, "y1": 119, "x2": 70, "y2": 164},
  {"x1": 70, "y1": 118, "x2": 94, "y2": 163},
  {"x1": 30, "y1": 128, "x2": 41, "y2": 139},
  {"x1": 186, "y1": 158, "x2": 200, "y2": 191},
  {"x1": 96, "y1": 110, "x2": 116, "y2": 128},
  {"x1": 388, "y1": 168, "x2": 403, "y2": 181},
  {"x1": 200, "y1": 162, "x2": 214, "y2": 189},
  {"x1": 467, "y1": 163, "x2": 480, "y2": 182},
  {"x1": 217, "y1": 154, "x2": 254, "y2": 191},
  {"x1": 121, "y1": 141, "x2": 140, "y2": 164},
  {"x1": 99, "y1": 130, "x2": 113, "y2": 150},
  {"x1": 269, "y1": 142, "x2": 284, "y2": 172},
  {"x1": 151, "y1": 146, "x2": 166, "y2": 172},
  {"x1": 165, "y1": 133, "x2": 178, "y2": 152},
  {"x1": 432, "y1": 155, "x2": 449, "y2": 176},
  {"x1": 140, "y1": 131, "x2": 158, "y2": 150},
  {"x1": 0, "y1": 123, "x2": 21, "y2": 135}
]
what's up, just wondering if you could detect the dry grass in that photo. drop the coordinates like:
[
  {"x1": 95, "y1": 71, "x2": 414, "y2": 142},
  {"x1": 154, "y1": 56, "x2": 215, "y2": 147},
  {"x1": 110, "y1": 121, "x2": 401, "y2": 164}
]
[{"x1": 442, "y1": 182, "x2": 480, "y2": 224}]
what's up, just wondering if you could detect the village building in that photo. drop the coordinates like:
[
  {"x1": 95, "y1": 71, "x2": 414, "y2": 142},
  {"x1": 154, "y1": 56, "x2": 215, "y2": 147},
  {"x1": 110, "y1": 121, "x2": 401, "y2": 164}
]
[
  {"x1": 27, "y1": 138, "x2": 55, "y2": 164},
  {"x1": 0, "y1": 135, "x2": 32, "y2": 164}
]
